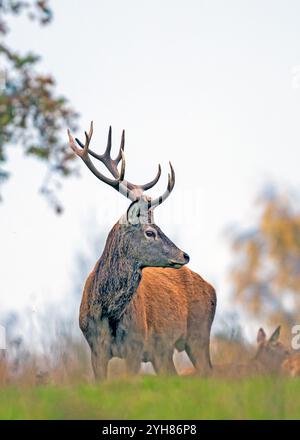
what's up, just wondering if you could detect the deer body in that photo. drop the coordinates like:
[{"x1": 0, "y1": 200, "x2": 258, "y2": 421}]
[{"x1": 68, "y1": 122, "x2": 216, "y2": 379}]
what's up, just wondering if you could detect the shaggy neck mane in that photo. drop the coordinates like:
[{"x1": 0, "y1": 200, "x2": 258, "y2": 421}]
[{"x1": 93, "y1": 223, "x2": 142, "y2": 322}]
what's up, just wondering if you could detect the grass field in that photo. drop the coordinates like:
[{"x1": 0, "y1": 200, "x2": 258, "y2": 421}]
[{"x1": 1, "y1": 376, "x2": 300, "y2": 420}]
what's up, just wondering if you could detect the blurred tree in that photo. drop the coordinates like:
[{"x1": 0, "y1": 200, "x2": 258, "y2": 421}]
[
  {"x1": 0, "y1": 1, "x2": 78, "y2": 213},
  {"x1": 230, "y1": 189, "x2": 300, "y2": 330}
]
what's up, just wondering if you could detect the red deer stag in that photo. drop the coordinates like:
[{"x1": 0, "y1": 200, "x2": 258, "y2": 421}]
[{"x1": 68, "y1": 122, "x2": 216, "y2": 380}]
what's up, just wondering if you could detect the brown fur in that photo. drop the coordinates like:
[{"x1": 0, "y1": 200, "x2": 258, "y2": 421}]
[{"x1": 281, "y1": 354, "x2": 300, "y2": 377}]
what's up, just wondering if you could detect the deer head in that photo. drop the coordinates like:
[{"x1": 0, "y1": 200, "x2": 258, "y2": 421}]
[
  {"x1": 68, "y1": 122, "x2": 190, "y2": 269},
  {"x1": 255, "y1": 326, "x2": 290, "y2": 372}
]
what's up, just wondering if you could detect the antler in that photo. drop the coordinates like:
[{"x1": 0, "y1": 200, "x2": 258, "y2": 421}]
[
  {"x1": 150, "y1": 161, "x2": 175, "y2": 209},
  {"x1": 68, "y1": 122, "x2": 175, "y2": 205},
  {"x1": 68, "y1": 121, "x2": 125, "y2": 189}
]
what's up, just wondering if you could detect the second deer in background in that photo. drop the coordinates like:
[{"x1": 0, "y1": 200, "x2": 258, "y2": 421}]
[{"x1": 181, "y1": 326, "x2": 291, "y2": 377}]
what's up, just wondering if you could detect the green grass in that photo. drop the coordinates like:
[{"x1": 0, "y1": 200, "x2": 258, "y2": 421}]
[{"x1": 1, "y1": 376, "x2": 300, "y2": 419}]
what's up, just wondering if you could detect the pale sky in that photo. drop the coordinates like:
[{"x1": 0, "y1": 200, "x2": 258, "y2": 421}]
[{"x1": 1, "y1": 0, "x2": 300, "y2": 340}]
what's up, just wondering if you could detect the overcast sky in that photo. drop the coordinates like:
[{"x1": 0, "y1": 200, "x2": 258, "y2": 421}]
[{"x1": 1, "y1": 0, "x2": 300, "y2": 339}]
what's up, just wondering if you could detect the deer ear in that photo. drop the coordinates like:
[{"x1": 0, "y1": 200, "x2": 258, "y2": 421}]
[
  {"x1": 127, "y1": 201, "x2": 140, "y2": 225},
  {"x1": 269, "y1": 326, "x2": 281, "y2": 343},
  {"x1": 257, "y1": 328, "x2": 266, "y2": 344}
]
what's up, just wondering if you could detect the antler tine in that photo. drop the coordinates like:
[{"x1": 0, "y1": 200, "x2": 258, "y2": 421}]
[
  {"x1": 111, "y1": 128, "x2": 162, "y2": 192},
  {"x1": 119, "y1": 148, "x2": 126, "y2": 181},
  {"x1": 103, "y1": 125, "x2": 112, "y2": 158},
  {"x1": 68, "y1": 130, "x2": 87, "y2": 158},
  {"x1": 68, "y1": 122, "x2": 123, "y2": 189},
  {"x1": 86, "y1": 120, "x2": 93, "y2": 144},
  {"x1": 74, "y1": 120, "x2": 93, "y2": 153},
  {"x1": 114, "y1": 129, "x2": 125, "y2": 165},
  {"x1": 141, "y1": 164, "x2": 162, "y2": 191},
  {"x1": 150, "y1": 162, "x2": 175, "y2": 208},
  {"x1": 75, "y1": 125, "x2": 105, "y2": 161}
]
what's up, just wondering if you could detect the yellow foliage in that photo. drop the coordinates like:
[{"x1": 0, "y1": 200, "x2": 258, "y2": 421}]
[{"x1": 230, "y1": 192, "x2": 300, "y2": 328}]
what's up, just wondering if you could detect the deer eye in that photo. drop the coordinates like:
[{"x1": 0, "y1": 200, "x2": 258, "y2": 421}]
[{"x1": 145, "y1": 230, "x2": 156, "y2": 239}]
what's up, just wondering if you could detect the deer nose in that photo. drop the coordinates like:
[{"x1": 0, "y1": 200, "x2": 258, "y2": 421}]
[{"x1": 183, "y1": 252, "x2": 190, "y2": 263}]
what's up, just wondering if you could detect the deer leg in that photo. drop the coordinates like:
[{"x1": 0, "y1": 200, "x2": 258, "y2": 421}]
[
  {"x1": 151, "y1": 339, "x2": 177, "y2": 375},
  {"x1": 152, "y1": 352, "x2": 177, "y2": 375},
  {"x1": 91, "y1": 350, "x2": 110, "y2": 381},
  {"x1": 124, "y1": 337, "x2": 143, "y2": 376},
  {"x1": 125, "y1": 355, "x2": 141, "y2": 375},
  {"x1": 185, "y1": 333, "x2": 212, "y2": 376},
  {"x1": 87, "y1": 319, "x2": 112, "y2": 381}
]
